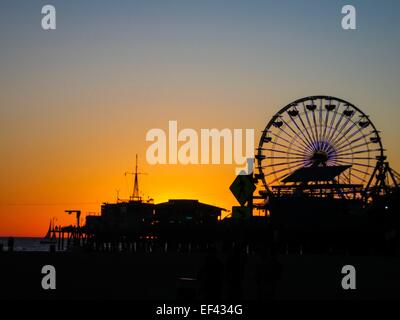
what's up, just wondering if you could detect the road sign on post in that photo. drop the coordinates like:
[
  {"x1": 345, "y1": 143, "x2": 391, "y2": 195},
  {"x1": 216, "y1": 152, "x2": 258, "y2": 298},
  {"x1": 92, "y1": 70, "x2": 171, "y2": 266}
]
[{"x1": 230, "y1": 174, "x2": 256, "y2": 206}]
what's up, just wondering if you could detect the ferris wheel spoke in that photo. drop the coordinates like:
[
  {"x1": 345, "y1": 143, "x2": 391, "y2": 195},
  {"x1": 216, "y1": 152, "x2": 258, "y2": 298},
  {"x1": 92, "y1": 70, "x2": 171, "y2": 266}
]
[
  {"x1": 335, "y1": 140, "x2": 372, "y2": 154},
  {"x1": 318, "y1": 98, "x2": 324, "y2": 142},
  {"x1": 266, "y1": 159, "x2": 306, "y2": 168},
  {"x1": 335, "y1": 134, "x2": 369, "y2": 152},
  {"x1": 269, "y1": 166, "x2": 304, "y2": 185},
  {"x1": 347, "y1": 167, "x2": 370, "y2": 177},
  {"x1": 275, "y1": 129, "x2": 313, "y2": 154},
  {"x1": 276, "y1": 126, "x2": 300, "y2": 143},
  {"x1": 334, "y1": 128, "x2": 370, "y2": 151},
  {"x1": 268, "y1": 162, "x2": 304, "y2": 177},
  {"x1": 321, "y1": 111, "x2": 330, "y2": 143},
  {"x1": 280, "y1": 117, "x2": 315, "y2": 153},
  {"x1": 321, "y1": 100, "x2": 332, "y2": 142},
  {"x1": 331, "y1": 118, "x2": 358, "y2": 147},
  {"x1": 346, "y1": 171, "x2": 367, "y2": 183},
  {"x1": 301, "y1": 102, "x2": 319, "y2": 145},
  {"x1": 259, "y1": 142, "x2": 308, "y2": 157},
  {"x1": 267, "y1": 140, "x2": 309, "y2": 155},
  {"x1": 337, "y1": 172, "x2": 351, "y2": 184},
  {"x1": 348, "y1": 132, "x2": 374, "y2": 146},
  {"x1": 344, "y1": 173, "x2": 366, "y2": 183},
  {"x1": 331, "y1": 160, "x2": 367, "y2": 182},
  {"x1": 351, "y1": 173, "x2": 366, "y2": 183},
  {"x1": 294, "y1": 111, "x2": 318, "y2": 149},
  {"x1": 260, "y1": 160, "x2": 305, "y2": 171},
  {"x1": 324, "y1": 103, "x2": 341, "y2": 145},
  {"x1": 335, "y1": 156, "x2": 375, "y2": 160},
  {"x1": 263, "y1": 148, "x2": 307, "y2": 157},
  {"x1": 331, "y1": 123, "x2": 357, "y2": 147},
  {"x1": 340, "y1": 175, "x2": 351, "y2": 185},
  {"x1": 336, "y1": 147, "x2": 376, "y2": 159},
  {"x1": 332, "y1": 124, "x2": 365, "y2": 149},
  {"x1": 337, "y1": 167, "x2": 350, "y2": 179},
  {"x1": 311, "y1": 106, "x2": 320, "y2": 147},
  {"x1": 321, "y1": 141, "x2": 334, "y2": 153},
  {"x1": 287, "y1": 146, "x2": 312, "y2": 157},
  {"x1": 335, "y1": 149, "x2": 375, "y2": 158},
  {"x1": 345, "y1": 122, "x2": 368, "y2": 140},
  {"x1": 329, "y1": 110, "x2": 354, "y2": 145},
  {"x1": 270, "y1": 131, "x2": 292, "y2": 145},
  {"x1": 334, "y1": 159, "x2": 375, "y2": 168},
  {"x1": 264, "y1": 156, "x2": 306, "y2": 160},
  {"x1": 288, "y1": 113, "x2": 316, "y2": 151},
  {"x1": 325, "y1": 111, "x2": 346, "y2": 144}
]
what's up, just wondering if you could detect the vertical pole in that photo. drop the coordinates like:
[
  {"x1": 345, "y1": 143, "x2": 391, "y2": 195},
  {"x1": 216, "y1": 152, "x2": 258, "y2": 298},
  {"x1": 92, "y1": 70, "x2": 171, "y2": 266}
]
[{"x1": 57, "y1": 227, "x2": 61, "y2": 251}]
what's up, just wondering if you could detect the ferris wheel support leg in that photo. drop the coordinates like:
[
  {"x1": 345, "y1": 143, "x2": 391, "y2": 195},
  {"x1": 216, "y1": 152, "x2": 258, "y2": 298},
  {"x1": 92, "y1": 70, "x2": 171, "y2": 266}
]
[
  {"x1": 388, "y1": 165, "x2": 400, "y2": 188},
  {"x1": 364, "y1": 160, "x2": 382, "y2": 203}
]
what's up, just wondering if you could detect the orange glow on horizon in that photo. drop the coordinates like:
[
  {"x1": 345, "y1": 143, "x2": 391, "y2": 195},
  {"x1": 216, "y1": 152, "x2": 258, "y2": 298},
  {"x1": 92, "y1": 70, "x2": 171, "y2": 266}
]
[{"x1": 0, "y1": 160, "x2": 240, "y2": 237}]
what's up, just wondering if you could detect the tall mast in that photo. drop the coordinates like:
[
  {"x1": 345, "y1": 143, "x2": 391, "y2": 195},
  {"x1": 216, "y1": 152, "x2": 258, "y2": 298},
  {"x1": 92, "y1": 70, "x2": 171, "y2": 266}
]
[
  {"x1": 133, "y1": 154, "x2": 139, "y2": 200},
  {"x1": 125, "y1": 154, "x2": 146, "y2": 201}
]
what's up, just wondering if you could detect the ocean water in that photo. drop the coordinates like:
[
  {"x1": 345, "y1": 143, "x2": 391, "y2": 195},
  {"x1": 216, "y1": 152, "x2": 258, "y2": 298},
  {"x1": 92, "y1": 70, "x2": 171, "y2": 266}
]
[{"x1": 0, "y1": 237, "x2": 54, "y2": 252}]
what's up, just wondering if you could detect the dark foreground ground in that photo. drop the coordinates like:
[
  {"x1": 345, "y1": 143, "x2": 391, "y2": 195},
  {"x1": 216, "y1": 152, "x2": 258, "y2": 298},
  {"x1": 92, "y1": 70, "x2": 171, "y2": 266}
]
[{"x1": 0, "y1": 251, "x2": 399, "y2": 301}]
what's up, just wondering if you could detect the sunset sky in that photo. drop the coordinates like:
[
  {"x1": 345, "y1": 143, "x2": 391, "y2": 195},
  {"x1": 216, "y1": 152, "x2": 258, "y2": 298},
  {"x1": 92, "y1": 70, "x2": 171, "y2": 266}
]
[{"x1": 1, "y1": 0, "x2": 400, "y2": 236}]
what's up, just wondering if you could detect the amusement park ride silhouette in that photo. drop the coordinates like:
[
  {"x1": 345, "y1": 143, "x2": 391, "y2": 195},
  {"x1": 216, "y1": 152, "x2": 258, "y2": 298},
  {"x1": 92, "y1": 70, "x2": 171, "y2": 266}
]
[
  {"x1": 243, "y1": 95, "x2": 400, "y2": 248},
  {"x1": 52, "y1": 95, "x2": 400, "y2": 254},
  {"x1": 254, "y1": 95, "x2": 399, "y2": 204},
  {"x1": 253, "y1": 96, "x2": 399, "y2": 211}
]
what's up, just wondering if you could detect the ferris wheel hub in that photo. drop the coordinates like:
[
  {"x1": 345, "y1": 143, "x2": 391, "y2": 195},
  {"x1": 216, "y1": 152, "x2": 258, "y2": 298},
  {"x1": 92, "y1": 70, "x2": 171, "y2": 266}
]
[{"x1": 310, "y1": 150, "x2": 329, "y2": 166}]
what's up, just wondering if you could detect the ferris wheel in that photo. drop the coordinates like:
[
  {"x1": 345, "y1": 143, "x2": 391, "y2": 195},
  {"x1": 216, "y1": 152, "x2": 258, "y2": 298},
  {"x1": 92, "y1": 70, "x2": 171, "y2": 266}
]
[{"x1": 256, "y1": 96, "x2": 385, "y2": 195}]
